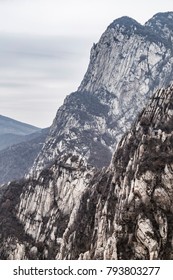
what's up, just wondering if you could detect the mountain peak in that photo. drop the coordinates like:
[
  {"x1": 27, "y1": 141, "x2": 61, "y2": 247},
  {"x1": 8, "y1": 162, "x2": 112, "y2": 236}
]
[
  {"x1": 147, "y1": 11, "x2": 173, "y2": 22},
  {"x1": 32, "y1": 11, "x2": 173, "y2": 172},
  {"x1": 145, "y1": 11, "x2": 173, "y2": 26},
  {"x1": 108, "y1": 16, "x2": 142, "y2": 30},
  {"x1": 145, "y1": 11, "x2": 173, "y2": 41},
  {"x1": 106, "y1": 15, "x2": 163, "y2": 45}
]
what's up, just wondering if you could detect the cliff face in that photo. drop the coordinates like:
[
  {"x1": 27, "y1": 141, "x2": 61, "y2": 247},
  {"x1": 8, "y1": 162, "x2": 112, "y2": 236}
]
[
  {"x1": 0, "y1": 154, "x2": 95, "y2": 259},
  {"x1": 1, "y1": 84, "x2": 173, "y2": 260},
  {"x1": 67, "y1": 84, "x2": 173, "y2": 260},
  {"x1": 31, "y1": 12, "x2": 173, "y2": 172},
  {"x1": 52, "y1": 84, "x2": 173, "y2": 260}
]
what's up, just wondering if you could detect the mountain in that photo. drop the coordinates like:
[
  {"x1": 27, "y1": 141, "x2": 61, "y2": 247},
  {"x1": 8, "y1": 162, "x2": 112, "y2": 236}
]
[
  {"x1": 0, "y1": 115, "x2": 41, "y2": 151},
  {"x1": 31, "y1": 12, "x2": 173, "y2": 173},
  {"x1": 1, "y1": 12, "x2": 173, "y2": 260},
  {"x1": 0, "y1": 153, "x2": 95, "y2": 259},
  {"x1": 66, "y1": 84, "x2": 173, "y2": 260},
  {"x1": 0, "y1": 128, "x2": 49, "y2": 185},
  {"x1": 0, "y1": 115, "x2": 47, "y2": 185},
  {"x1": 1, "y1": 84, "x2": 173, "y2": 260},
  {"x1": 0, "y1": 115, "x2": 40, "y2": 136}
]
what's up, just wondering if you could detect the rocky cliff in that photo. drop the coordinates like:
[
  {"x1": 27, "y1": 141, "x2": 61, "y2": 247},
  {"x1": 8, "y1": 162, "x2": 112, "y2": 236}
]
[
  {"x1": 66, "y1": 84, "x2": 173, "y2": 260},
  {"x1": 31, "y1": 12, "x2": 173, "y2": 172},
  {"x1": 1, "y1": 84, "x2": 173, "y2": 260},
  {"x1": 0, "y1": 154, "x2": 95, "y2": 259}
]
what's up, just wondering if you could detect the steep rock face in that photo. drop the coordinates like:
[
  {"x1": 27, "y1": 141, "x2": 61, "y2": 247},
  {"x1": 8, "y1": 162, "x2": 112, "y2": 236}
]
[
  {"x1": 58, "y1": 84, "x2": 173, "y2": 260},
  {"x1": 0, "y1": 154, "x2": 94, "y2": 259},
  {"x1": 145, "y1": 12, "x2": 173, "y2": 43},
  {"x1": 1, "y1": 84, "x2": 173, "y2": 260},
  {"x1": 0, "y1": 179, "x2": 29, "y2": 260},
  {"x1": 31, "y1": 12, "x2": 173, "y2": 172},
  {"x1": 31, "y1": 91, "x2": 113, "y2": 171}
]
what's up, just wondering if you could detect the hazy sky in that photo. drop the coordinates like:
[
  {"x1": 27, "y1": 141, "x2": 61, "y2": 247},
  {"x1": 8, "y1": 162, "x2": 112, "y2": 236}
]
[{"x1": 0, "y1": 0, "x2": 173, "y2": 127}]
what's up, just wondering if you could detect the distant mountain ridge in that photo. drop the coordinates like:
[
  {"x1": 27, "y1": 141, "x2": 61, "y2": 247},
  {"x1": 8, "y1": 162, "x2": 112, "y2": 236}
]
[
  {"x1": 0, "y1": 115, "x2": 41, "y2": 151},
  {"x1": 0, "y1": 115, "x2": 48, "y2": 184},
  {"x1": 0, "y1": 128, "x2": 49, "y2": 185},
  {"x1": 0, "y1": 115, "x2": 40, "y2": 135}
]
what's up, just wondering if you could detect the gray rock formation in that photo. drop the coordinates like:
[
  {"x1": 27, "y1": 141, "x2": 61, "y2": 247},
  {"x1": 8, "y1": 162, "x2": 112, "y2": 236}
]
[
  {"x1": 31, "y1": 12, "x2": 173, "y2": 172},
  {"x1": 1, "y1": 84, "x2": 173, "y2": 260},
  {"x1": 66, "y1": 84, "x2": 173, "y2": 260},
  {"x1": 0, "y1": 154, "x2": 95, "y2": 259}
]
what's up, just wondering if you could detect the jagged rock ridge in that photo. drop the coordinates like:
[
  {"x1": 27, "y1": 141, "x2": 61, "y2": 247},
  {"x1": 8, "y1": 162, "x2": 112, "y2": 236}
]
[{"x1": 31, "y1": 12, "x2": 173, "y2": 172}]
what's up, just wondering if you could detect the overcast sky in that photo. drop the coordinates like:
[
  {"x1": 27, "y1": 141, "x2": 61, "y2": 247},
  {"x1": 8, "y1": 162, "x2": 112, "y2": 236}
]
[{"x1": 0, "y1": 0, "x2": 173, "y2": 127}]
